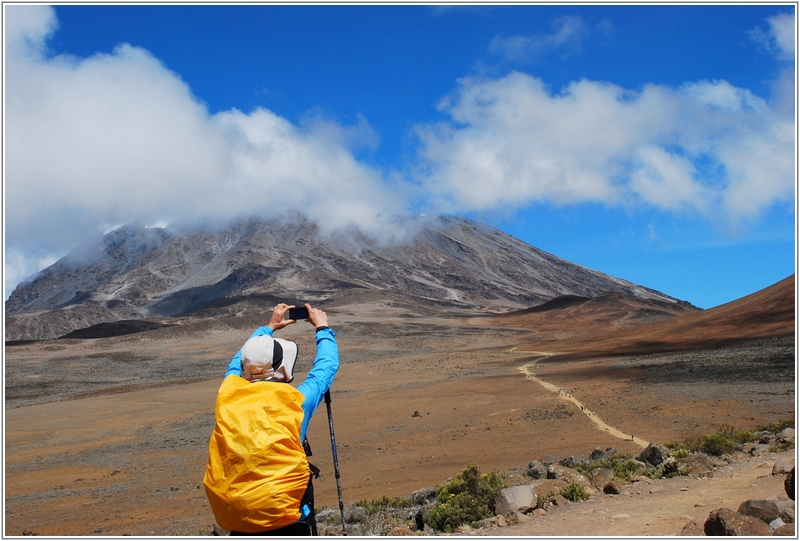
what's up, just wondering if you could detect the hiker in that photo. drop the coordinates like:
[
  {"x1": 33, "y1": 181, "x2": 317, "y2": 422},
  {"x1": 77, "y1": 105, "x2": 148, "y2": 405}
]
[{"x1": 204, "y1": 302, "x2": 339, "y2": 536}]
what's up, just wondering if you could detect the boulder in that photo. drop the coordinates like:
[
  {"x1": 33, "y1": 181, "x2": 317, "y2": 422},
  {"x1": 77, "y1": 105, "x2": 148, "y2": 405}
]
[
  {"x1": 546, "y1": 464, "x2": 595, "y2": 492},
  {"x1": 680, "y1": 519, "x2": 704, "y2": 536},
  {"x1": 677, "y1": 454, "x2": 715, "y2": 478},
  {"x1": 777, "y1": 428, "x2": 795, "y2": 443},
  {"x1": 476, "y1": 515, "x2": 506, "y2": 529},
  {"x1": 774, "y1": 523, "x2": 795, "y2": 536},
  {"x1": 786, "y1": 467, "x2": 795, "y2": 501},
  {"x1": 751, "y1": 443, "x2": 771, "y2": 457},
  {"x1": 591, "y1": 447, "x2": 606, "y2": 460},
  {"x1": 559, "y1": 456, "x2": 579, "y2": 468},
  {"x1": 531, "y1": 479, "x2": 567, "y2": 503},
  {"x1": 410, "y1": 486, "x2": 437, "y2": 505},
  {"x1": 775, "y1": 499, "x2": 795, "y2": 523},
  {"x1": 704, "y1": 508, "x2": 772, "y2": 536},
  {"x1": 770, "y1": 517, "x2": 786, "y2": 531},
  {"x1": 495, "y1": 485, "x2": 536, "y2": 515},
  {"x1": 603, "y1": 481, "x2": 623, "y2": 495},
  {"x1": 773, "y1": 459, "x2": 794, "y2": 476},
  {"x1": 547, "y1": 494, "x2": 570, "y2": 507},
  {"x1": 525, "y1": 460, "x2": 548, "y2": 479},
  {"x1": 637, "y1": 442, "x2": 669, "y2": 467},
  {"x1": 589, "y1": 468, "x2": 615, "y2": 490},
  {"x1": 738, "y1": 499, "x2": 780, "y2": 522}
]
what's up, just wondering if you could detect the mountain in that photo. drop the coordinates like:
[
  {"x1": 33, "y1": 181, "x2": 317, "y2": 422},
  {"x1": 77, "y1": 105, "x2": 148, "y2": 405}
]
[
  {"x1": 5, "y1": 215, "x2": 687, "y2": 341},
  {"x1": 501, "y1": 274, "x2": 794, "y2": 358}
]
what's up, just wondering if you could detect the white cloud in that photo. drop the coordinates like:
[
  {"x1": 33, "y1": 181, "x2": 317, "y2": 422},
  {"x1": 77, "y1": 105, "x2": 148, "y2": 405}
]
[
  {"x1": 414, "y1": 71, "x2": 794, "y2": 225},
  {"x1": 489, "y1": 16, "x2": 587, "y2": 62},
  {"x1": 4, "y1": 5, "x2": 409, "y2": 296},
  {"x1": 750, "y1": 12, "x2": 795, "y2": 61}
]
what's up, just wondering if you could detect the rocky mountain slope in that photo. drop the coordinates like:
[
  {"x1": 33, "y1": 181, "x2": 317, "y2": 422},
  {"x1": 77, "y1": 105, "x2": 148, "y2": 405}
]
[{"x1": 6, "y1": 215, "x2": 685, "y2": 341}]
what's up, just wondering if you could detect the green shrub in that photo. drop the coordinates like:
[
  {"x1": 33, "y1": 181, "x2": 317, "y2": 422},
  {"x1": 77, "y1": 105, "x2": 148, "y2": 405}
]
[
  {"x1": 561, "y1": 482, "x2": 590, "y2": 502},
  {"x1": 700, "y1": 432, "x2": 737, "y2": 456},
  {"x1": 574, "y1": 454, "x2": 649, "y2": 482},
  {"x1": 759, "y1": 416, "x2": 795, "y2": 434},
  {"x1": 428, "y1": 463, "x2": 507, "y2": 533},
  {"x1": 354, "y1": 495, "x2": 412, "y2": 515}
]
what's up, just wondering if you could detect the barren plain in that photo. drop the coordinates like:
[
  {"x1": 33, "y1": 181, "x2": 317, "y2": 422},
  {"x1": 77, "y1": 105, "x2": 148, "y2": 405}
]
[{"x1": 4, "y1": 277, "x2": 796, "y2": 536}]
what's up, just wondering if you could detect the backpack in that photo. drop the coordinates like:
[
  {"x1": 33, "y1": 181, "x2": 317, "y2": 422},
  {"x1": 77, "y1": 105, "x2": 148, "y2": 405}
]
[{"x1": 203, "y1": 375, "x2": 313, "y2": 533}]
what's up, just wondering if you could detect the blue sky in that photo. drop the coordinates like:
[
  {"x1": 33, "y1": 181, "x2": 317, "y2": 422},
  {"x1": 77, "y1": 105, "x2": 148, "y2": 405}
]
[{"x1": 4, "y1": 4, "x2": 796, "y2": 309}]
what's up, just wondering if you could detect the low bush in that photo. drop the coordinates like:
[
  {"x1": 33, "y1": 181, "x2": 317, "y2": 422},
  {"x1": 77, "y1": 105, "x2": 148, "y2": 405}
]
[
  {"x1": 354, "y1": 495, "x2": 412, "y2": 515},
  {"x1": 560, "y1": 482, "x2": 589, "y2": 502},
  {"x1": 427, "y1": 463, "x2": 507, "y2": 533}
]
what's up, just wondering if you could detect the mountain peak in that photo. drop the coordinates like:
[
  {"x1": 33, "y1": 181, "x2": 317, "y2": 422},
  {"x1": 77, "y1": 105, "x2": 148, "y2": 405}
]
[{"x1": 6, "y1": 215, "x2": 683, "y2": 341}]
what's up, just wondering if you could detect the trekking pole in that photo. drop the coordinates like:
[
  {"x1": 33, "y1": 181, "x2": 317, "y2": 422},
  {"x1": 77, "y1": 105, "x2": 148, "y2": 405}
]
[{"x1": 324, "y1": 389, "x2": 347, "y2": 535}]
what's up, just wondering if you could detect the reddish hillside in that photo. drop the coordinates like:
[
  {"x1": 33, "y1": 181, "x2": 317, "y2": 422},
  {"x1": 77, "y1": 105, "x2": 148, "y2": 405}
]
[{"x1": 507, "y1": 275, "x2": 795, "y2": 357}]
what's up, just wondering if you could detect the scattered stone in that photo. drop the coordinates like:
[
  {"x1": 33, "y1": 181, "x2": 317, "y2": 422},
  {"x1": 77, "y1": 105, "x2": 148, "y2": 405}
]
[
  {"x1": 773, "y1": 459, "x2": 794, "y2": 476},
  {"x1": 770, "y1": 517, "x2": 786, "y2": 531},
  {"x1": 603, "y1": 481, "x2": 622, "y2": 495},
  {"x1": 680, "y1": 519, "x2": 704, "y2": 536},
  {"x1": 589, "y1": 467, "x2": 614, "y2": 490},
  {"x1": 704, "y1": 508, "x2": 772, "y2": 536},
  {"x1": 495, "y1": 485, "x2": 536, "y2": 515},
  {"x1": 677, "y1": 454, "x2": 715, "y2": 478},
  {"x1": 476, "y1": 515, "x2": 506, "y2": 529},
  {"x1": 548, "y1": 495, "x2": 570, "y2": 507},
  {"x1": 738, "y1": 499, "x2": 780, "y2": 522},
  {"x1": 412, "y1": 410, "x2": 421, "y2": 418},
  {"x1": 546, "y1": 464, "x2": 595, "y2": 493},
  {"x1": 410, "y1": 486, "x2": 436, "y2": 505},
  {"x1": 637, "y1": 442, "x2": 669, "y2": 467},
  {"x1": 525, "y1": 460, "x2": 548, "y2": 479},
  {"x1": 750, "y1": 443, "x2": 771, "y2": 457},
  {"x1": 775, "y1": 499, "x2": 795, "y2": 523}
]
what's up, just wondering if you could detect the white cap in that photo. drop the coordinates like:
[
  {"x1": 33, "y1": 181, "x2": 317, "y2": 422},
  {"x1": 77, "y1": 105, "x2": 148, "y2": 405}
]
[{"x1": 240, "y1": 335, "x2": 298, "y2": 383}]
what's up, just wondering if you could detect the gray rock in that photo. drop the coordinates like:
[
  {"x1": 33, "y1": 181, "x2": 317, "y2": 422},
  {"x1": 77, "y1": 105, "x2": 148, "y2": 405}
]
[
  {"x1": 680, "y1": 519, "x2": 704, "y2": 536},
  {"x1": 495, "y1": 485, "x2": 536, "y2": 515},
  {"x1": 677, "y1": 454, "x2": 715, "y2": 477},
  {"x1": 547, "y1": 494, "x2": 570, "y2": 507},
  {"x1": 777, "y1": 428, "x2": 795, "y2": 443},
  {"x1": 775, "y1": 499, "x2": 795, "y2": 523},
  {"x1": 637, "y1": 442, "x2": 669, "y2": 467},
  {"x1": 589, "y1": 468, "x2": 614, "y2": 490},
  {"x1": 410, "y1": 486, "x2": 437, "y2": 505},
  {"x1": 546, "y1": 465, "x2": 595, "y2": 493},
  {"x1": 738, "y1": 499, "x2": 780, "y2": 522},
  {"x1": 704, "y1": 508, "x2": 772, "y2": 536},
  {"x1": 751, "y1": 443, "x2": 771, "y2": 457},
  {"x1": 770, "y1": 517, "x2": 786, "y2": 531},
  {"x1": 773, "y1": 458, "x2": 794, "y2": 476},
  {"x1": 603, "y1": 481, "x2": 623, "y2": 495},
  {"x1": 525, "y1": 460, "x2": 548, "y2": 479},
  {"x1": 476, "y1": 515, "x2": 507, "y2": 529}
]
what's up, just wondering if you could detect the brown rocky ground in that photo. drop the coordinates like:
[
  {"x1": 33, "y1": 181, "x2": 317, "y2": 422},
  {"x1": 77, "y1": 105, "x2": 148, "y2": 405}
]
[{"x1": 4, "y1": 277, "x2": 795, "y2": 536}]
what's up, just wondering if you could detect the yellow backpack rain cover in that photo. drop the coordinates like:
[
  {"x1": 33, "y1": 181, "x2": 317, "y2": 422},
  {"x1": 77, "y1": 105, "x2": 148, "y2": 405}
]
[{"x1": 203, "y1": 375, "x2": 310, "y2": 533}]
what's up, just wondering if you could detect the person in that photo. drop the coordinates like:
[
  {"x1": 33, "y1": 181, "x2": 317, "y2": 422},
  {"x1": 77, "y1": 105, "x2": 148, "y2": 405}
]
[{"x1": 204, "y1": 302, "x2": 339, "y2": 536}]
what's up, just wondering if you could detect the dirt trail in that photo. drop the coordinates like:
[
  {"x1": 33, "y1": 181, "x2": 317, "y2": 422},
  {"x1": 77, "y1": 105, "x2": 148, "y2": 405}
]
[
  {"x1": 483, "y1": 450, "x2": 794, "y2": 537},
  {"x1": 519, "y1": 354, "x2": 649, "y2": 448}
]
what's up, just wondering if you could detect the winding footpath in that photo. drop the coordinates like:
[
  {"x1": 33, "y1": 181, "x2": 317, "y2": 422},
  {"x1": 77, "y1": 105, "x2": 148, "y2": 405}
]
[{"x1": 517, "y1": 351, "x2": 649, "y2": 448}]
